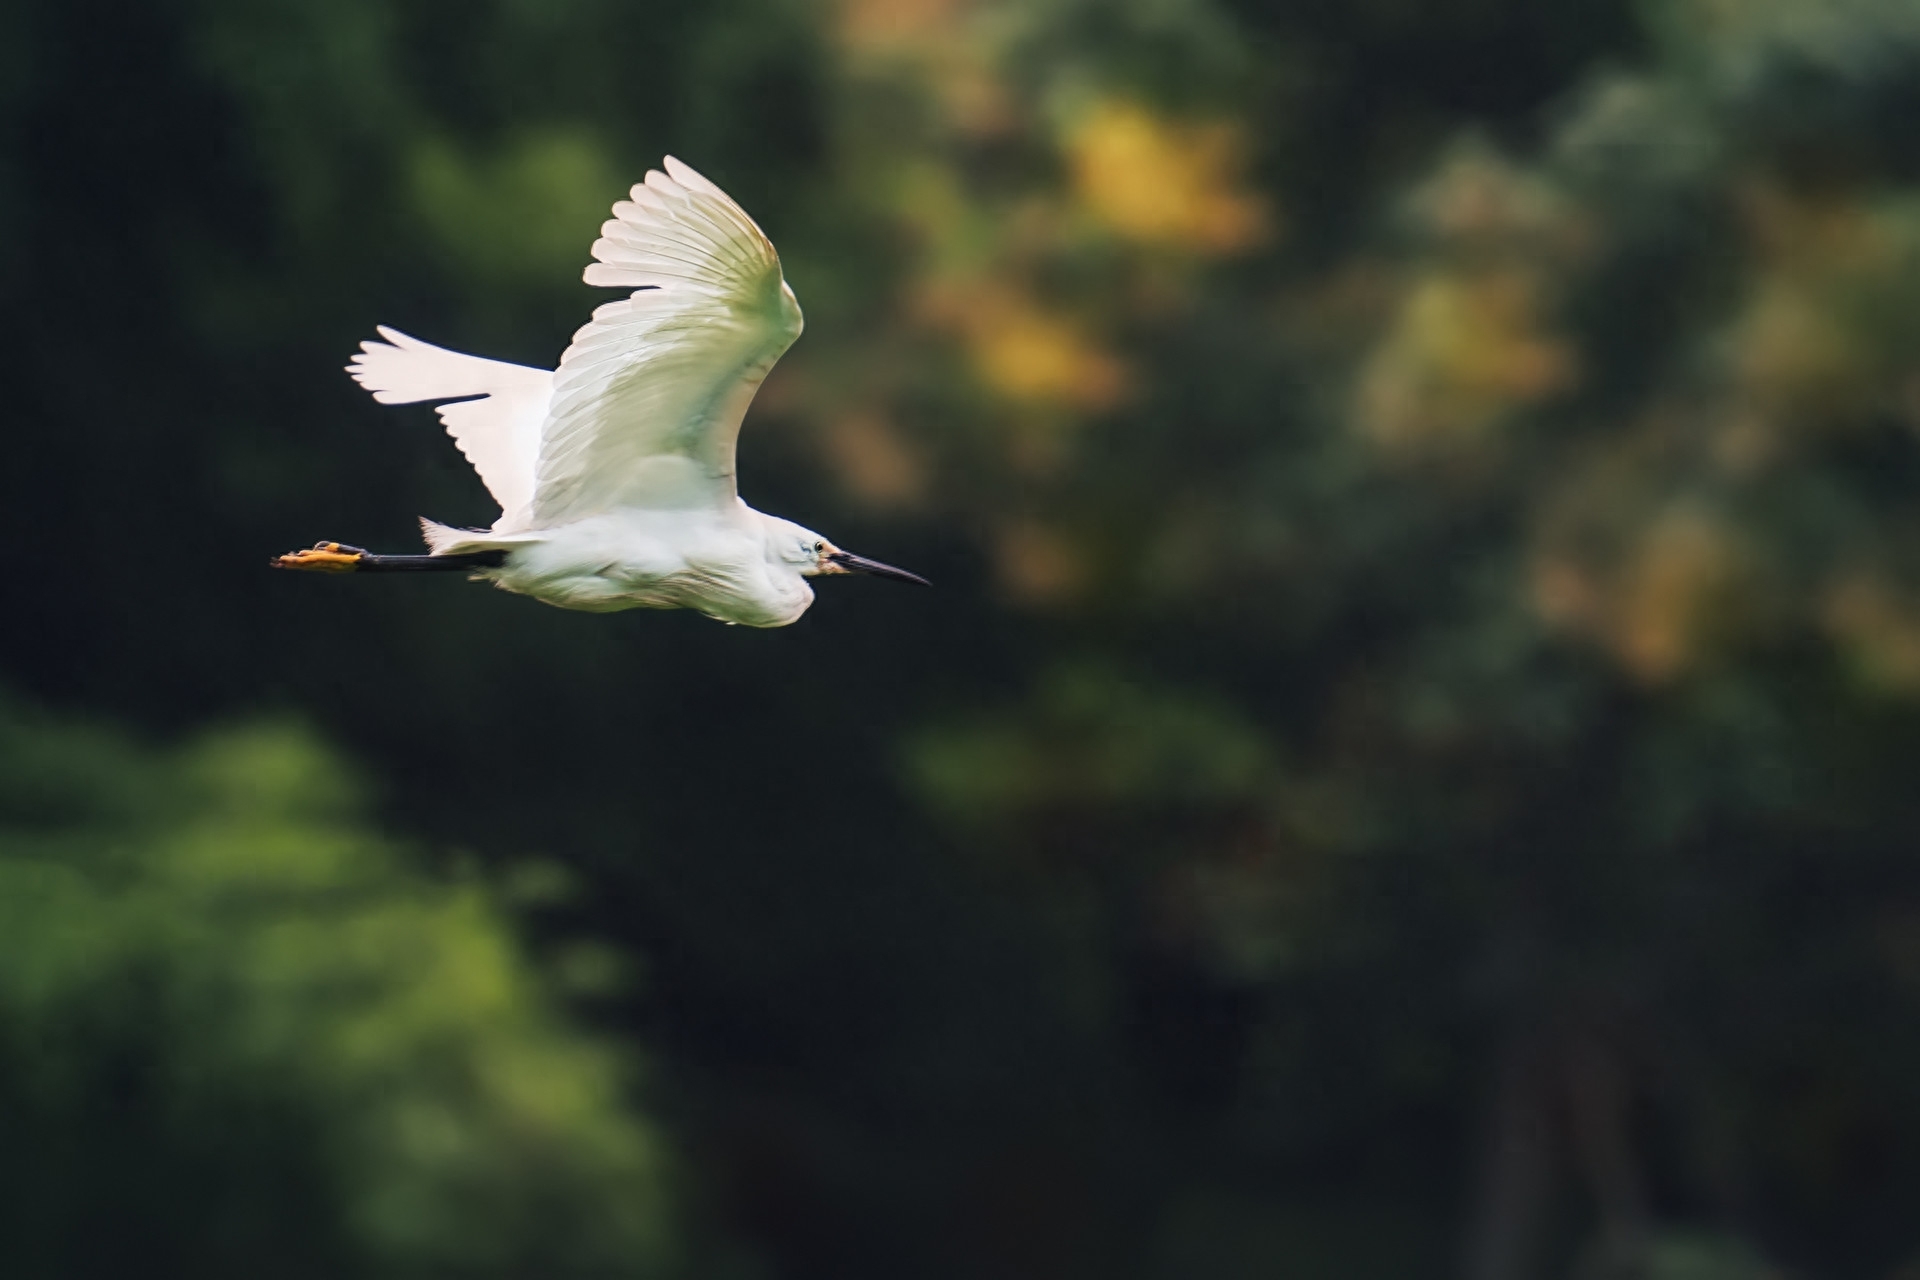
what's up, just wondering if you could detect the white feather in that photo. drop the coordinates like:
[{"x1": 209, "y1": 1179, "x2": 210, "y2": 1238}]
[
  {"x1": 532, "y1": 156, "x2": 804, "y2": 523},
  {"x1": 346, "y1": 326, "x2": 551, "y2": 526}
]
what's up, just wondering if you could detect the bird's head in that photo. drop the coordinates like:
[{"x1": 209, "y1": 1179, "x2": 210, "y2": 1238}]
[{"x1": 768, "y1": 518, "x2": 929, "y2": 587}]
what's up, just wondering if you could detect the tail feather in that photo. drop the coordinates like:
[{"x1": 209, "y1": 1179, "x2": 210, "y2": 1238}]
[{"x1": 419, "y1": 517, "x2": 543, "y2": 556}]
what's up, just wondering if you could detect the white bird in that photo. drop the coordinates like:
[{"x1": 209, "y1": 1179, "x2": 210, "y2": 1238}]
[{"x1": 272, "y1": 156, "x2": 925, "y2": 626}]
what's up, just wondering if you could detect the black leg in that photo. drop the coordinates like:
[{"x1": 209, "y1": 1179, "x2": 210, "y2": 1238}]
[{"x1": 270, "y1": 543, "x2": 508, "y2": 573}]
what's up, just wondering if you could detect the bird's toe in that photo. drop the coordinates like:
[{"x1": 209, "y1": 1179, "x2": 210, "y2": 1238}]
[{"x1": 271, "y1": 542, "x2": 367, "y2": 573}]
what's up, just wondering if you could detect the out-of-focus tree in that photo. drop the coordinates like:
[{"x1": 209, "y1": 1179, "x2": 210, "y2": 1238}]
[
  {"x1": 0, "y1": 697, "x2": 681, "y2": 1278},
  {"x1": 784, "y1": 0, "x2": 1920, "y2": 1275},
  {"x1": 15, "y1": 0, "x2": 1920, "y2": 1276}
]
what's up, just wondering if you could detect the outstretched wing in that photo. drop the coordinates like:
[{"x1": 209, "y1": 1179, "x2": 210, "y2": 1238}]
[
  {"x1": 347, "y1": 327, "x2": 552, "y2": 526},
  {"x1": 531, "y1": 157, "x2": 803, "y2": 524}
]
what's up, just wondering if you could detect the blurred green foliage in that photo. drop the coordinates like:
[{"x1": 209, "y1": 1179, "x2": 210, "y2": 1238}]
[
  {"x1": 13, "y1": 0, "x2": 1920, "y2": 1276},
  {"x1": 0, "y1": 702, "x2": 676, "y2": 1277}
]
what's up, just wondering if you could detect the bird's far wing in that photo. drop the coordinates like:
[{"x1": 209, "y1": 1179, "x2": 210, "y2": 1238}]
[
  {"x1": 530, "y1": 156, "x2": 804, "y2": 523},
  {"x1": 348, "y1": 327, "x2": 552, "y2": 526}
]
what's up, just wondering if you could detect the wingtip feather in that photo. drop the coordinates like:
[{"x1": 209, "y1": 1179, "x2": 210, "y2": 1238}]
[
  {"x1": 663, "y1": 155, "x2": 726, "y2": 198},
  {"x1": 643, "y1": 169, "x2": 688, "y2": 200}
]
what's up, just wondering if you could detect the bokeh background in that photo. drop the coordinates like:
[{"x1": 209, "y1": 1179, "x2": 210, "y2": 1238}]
[{"x1": 7, "y1": 0, "x2": 1920, "y2": 1276}]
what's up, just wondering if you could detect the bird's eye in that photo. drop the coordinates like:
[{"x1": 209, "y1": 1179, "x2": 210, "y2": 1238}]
[{"x1": 813, "y1": 541, "x2": 825, "y2": 553}]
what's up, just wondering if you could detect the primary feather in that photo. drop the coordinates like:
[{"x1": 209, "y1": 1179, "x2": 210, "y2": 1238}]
[{"x1": 535, "y1": 157, "x2": 804, "y2": 523}]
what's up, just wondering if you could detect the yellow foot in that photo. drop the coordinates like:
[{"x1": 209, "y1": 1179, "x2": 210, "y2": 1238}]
[{"x1": 270, "y1": 541, "x2": 368, "y2": 573}]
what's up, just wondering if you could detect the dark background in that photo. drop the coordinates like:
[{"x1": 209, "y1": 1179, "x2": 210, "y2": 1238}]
[{"x1": 6, "y1": 0, "x2": 1920, "y2": 1277}]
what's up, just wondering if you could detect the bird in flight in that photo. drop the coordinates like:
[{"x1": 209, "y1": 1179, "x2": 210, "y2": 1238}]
[{"x1": 272, "y1": 156, "x2": 925, "y2": 626}]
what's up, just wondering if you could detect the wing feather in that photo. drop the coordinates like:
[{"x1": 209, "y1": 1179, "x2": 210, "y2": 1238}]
[
  {"x1": 529, "y1": 158, "x2": 802, "y2": 521},
  {"x1": 347, "y1": 327, "x2": 551, "y2": 524}
]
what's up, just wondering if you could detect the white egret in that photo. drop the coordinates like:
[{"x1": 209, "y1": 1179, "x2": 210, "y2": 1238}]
[{"x1": 272, "y1": 156, "x2": 926, "y2": 626}]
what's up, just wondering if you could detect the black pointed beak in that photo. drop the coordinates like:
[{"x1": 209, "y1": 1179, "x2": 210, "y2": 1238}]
[{"x1": 827, "y1": 550, "x2": 930, "y2": 586}]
